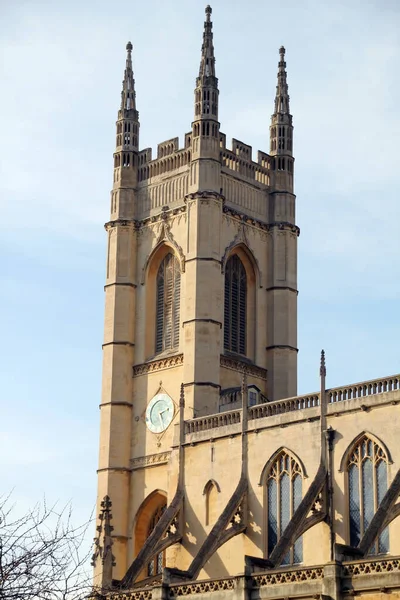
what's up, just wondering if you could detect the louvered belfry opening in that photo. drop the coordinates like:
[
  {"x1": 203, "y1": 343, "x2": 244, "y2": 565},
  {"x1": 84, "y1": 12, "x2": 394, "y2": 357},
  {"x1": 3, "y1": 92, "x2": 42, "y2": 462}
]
[
  {"x1": 156, "y1": 253, "x2": 181, "y2": 353},
  {"x1": 224, "y1": 255, "x2": 247, "y2": 355}
]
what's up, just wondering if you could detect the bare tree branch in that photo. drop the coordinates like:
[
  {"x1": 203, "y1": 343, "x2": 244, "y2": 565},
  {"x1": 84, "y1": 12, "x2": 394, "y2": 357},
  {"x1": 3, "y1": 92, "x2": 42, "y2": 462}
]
[{"x1": 0, "y1": 494, "x2": 96, "y2": 600}]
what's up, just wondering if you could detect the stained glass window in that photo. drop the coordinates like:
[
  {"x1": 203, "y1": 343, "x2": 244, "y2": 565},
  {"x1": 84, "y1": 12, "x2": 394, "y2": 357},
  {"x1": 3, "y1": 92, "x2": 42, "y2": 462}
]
[
  {"x1": 267, "y1": 451, "x2": 303, "y2": 564},
  {"x1": 156, "y1": 253, "x2": 180, "y2": 354},
  {"x1": 224, "y1": 255, "x2": 247, "y2": 355},
  {"x1": 347, "y1": 435, "x2": 389, "y2": 554},
  {"x1": 147, "y1": 503, "x2": 167, "y2": 577}
]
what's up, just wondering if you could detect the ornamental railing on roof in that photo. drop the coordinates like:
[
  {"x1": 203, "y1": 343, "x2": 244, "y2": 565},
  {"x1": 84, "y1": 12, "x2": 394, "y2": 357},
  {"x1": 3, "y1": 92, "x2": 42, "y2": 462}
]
[
  {"x1": 342, "y1": 556, "x2": 400, "y2": 576},
  {"x1": 328, "y1": 375, "x2": 399, "y2": 403},
  {"x1": 252, "y1": 564, "x2": 324, "y2": 587},
  {"x1": 184, "y1": 410, "x2": 241, "y2": 434},
  {"x1": 169, "y1": 577, "x2": 236, "y2": 597},
  {"x1": 183, "y1": 373, "x2": 399, "y2": 435},
  {"x1": 248, "y1": 393, "x2": 320, "y2": 420}
]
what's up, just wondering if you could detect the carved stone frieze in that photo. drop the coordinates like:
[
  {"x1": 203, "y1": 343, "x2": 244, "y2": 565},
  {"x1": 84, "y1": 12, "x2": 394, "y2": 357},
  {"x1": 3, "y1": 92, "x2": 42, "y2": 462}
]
[
  {"x1": 130, "y1": 451, "x2": 171, "y2": 470},
  {"x1": 118, "y1": 590, "x2": 153, "y2": 600},
  {"x1": 185, "y1": 190, "x2": 225, "y2": 202},
  {"x1": 222, "y1": 205, "x2": 300, "y2": 237},
  {"x1": 343, "y1": 558, "x2": 400, "y2": 576},
  {"x1": 253, "y1": 566, "x2": 324, "y2": 586},
  {"x1": 135, "y1": 205, "x2": 187, "y2": 229},
  {"x1": 169, "y1": 578, "x2": 235, "y2": 597},
  {"x1": 104, "y1": 218, "x2": 136, "y2": 231},
  {"x1": 133, "y1": 354, "x2": 184, "y2": 377},
  {"x1": 220, "y1": 355, "x2": 267, "y2": 380},
  {"x1": 140, "y1": 212, "x2": 186, "y2": 283}
]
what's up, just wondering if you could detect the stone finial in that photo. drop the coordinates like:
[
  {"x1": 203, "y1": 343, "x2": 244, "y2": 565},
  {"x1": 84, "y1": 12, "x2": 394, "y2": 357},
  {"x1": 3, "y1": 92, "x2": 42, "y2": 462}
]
[
  {"x1": 241, "y1": 370, "x2": 248, "y2": 395},
  {"x1": 320, "y1": 349, "x2": 326, "y2": 377},
  {"x1": 91, "y1": 494, "x2": 116, "y2": 584},
  {"x1": 120, "y1": 40, "x2": 137, "y2": 112},
  {"x1": 272, "y1": 44, "x2": 290, "y2": 116},
  {"x1": 179, "y1": 383, "x2": 185, "y2": 408},
  {"x1": 198, "y1": 4, "x2": 216, "y2": 80}
]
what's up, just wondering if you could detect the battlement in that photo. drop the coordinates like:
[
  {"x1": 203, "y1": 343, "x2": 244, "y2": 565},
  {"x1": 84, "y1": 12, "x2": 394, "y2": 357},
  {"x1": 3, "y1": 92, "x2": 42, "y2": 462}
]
[
  {"x1": 136, "y1": 131, "x2": 273, "y2": 189},
  {"x1": 219, "y1": 134, "x2": 272, "y2": 186},
  {"x1": 157, "y1": 137, "x2": 179, "y2": 158},
  {"x1": 232, "y1": 138, "x2": 252, "y2": 160}
]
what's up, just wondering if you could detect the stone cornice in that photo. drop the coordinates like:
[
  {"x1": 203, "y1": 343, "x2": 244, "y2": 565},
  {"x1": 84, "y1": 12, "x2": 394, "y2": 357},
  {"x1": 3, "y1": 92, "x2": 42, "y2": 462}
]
[
  {"x1": 223, "y1": 205, "x2": 300, "y2": 236},
  {"x1": 104, "y1": 218, "x2": 135, "y2": 231},
  {"x1": 132, "y1": 353, "x2": 184, "y2": 377},
  {"x1": 105, "y1": 205, "x2": 187, "y2": 231},
  {"x1": 185, "y1": 190, "x2": 225, "y2": 202},
  {"x1": 130, "y1": 451, "x2": 171, "y2": 470},
  {"x1": 220, "y1": 355, "x2": 267, "y2": 380},
  {"x1": 137, "y1": 205, "x2": 186, "y2": 228}
]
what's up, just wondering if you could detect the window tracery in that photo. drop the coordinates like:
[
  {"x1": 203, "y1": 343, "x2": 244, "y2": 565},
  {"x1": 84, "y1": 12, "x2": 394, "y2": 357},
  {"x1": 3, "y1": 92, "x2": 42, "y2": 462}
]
[
  {"x1": 347, "y1": 434, "x2": 389, "y2": 554},
  {"x1": 267, "y1": 451, "x2": 303, "y2": 565},
  {"x1": 156, "y1": 253, "x2": 181, "y2": 353}
]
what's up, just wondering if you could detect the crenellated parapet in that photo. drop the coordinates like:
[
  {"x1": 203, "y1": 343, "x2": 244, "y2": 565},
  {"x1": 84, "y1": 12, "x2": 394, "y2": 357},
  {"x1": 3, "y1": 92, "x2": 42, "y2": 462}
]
[{"x1": 137, "y1": 137, "x2": 191, "y2": 186}]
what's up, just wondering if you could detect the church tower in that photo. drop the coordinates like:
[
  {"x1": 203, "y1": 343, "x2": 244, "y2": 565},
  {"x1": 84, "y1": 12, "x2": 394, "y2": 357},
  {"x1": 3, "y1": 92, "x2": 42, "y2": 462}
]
[
  {"x1": 93, "y1": 7, "x2": 400, "y2": 599},
  {"x1": 94, "y1": 4, "x2": 299, "y2": 588}
]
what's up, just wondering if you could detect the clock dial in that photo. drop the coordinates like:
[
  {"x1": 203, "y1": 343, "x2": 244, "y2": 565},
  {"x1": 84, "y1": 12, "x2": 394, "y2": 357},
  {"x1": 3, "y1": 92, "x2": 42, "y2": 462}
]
[{"x1": 145, "y1": 393, "x2": 174, "y2": 434}]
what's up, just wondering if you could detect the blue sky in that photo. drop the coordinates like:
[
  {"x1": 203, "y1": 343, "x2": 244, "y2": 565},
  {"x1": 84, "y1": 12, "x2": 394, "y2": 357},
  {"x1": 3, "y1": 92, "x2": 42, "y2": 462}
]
[{"x1": 1, "y1": 0, "x2": 399, "y2": 546}]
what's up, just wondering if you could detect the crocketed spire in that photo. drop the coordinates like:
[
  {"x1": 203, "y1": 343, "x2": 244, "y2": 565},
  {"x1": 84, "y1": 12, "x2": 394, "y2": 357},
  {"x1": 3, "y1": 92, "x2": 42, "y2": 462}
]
[
  {"x1": 121, "y1": 41, "x2": 137, "y2": 111},
  {"x1": 198, "y1": 5, "x2": 216, "y2": 80},
  {"x1": 274, "y1": 46, "x2": 290, "y2": 115}
]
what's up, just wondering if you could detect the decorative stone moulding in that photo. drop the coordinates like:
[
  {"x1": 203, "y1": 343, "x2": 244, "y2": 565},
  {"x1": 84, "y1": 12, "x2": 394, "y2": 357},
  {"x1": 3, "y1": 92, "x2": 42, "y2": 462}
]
[
  {"x1": 343, "y1": 558, "x2": 400, "y2": 577},
  {"x1": 253, "y1": 566, "x2": 324, "y2": 586},
  {"x1": 169, "y1": 578, "x2": 235, "y2": 597},
  {"x1": 184, "y1": 190, "x2": 225, "y2": 202},
  {"x1": 133, "y1": 354, "x2": 184, "y2": 377},
  {"x1": 222, "y1": 205, "x2": 301, "y2": 236},
  {"x1": 104, "y1": 218, "x2": 135, "y2": 231},
  {"x1": 220, "y1": 355, "x2": 267, "y2": 380},
  {"x1": 130, "y1": 452, "x2": 171, "y2": 470}
]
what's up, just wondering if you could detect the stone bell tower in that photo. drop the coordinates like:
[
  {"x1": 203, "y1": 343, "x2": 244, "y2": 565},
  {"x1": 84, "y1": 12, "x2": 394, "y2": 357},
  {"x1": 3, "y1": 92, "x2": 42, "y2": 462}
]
[{"x1": 94, "y1": 5, "x2": 299, "y2": 587}]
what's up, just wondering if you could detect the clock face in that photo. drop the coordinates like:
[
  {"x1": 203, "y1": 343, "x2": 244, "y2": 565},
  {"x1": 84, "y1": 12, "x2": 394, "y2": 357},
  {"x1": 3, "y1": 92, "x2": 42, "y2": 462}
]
[{"x1": 145, "y1": 393, "x2": 174, "y2": 434}]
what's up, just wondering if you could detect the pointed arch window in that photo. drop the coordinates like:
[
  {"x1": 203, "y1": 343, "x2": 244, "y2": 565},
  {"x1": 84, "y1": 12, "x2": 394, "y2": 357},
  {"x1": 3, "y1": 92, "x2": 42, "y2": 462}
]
[
  {"x1": 147, "y1": 503, "x2": 167, "y2": 576},
  {"x1": 267, "y1": 451, "x2": 303, "y2": 565},
  {"x1": 347, "y1": 435, "x2": 389, "y2": 554},
  {"x1": 224, "y1": 254, "x2": 247, "y2": 355},
  {"x1": 156, "y1": 253, "x2": 181, "y2": 354}
]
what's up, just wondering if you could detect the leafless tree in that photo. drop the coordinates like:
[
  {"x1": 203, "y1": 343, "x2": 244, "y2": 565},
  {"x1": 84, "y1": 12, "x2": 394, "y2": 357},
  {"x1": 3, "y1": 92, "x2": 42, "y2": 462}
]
[{"x1": 0, "y1": 493, "x2": 95, "y2": 600}]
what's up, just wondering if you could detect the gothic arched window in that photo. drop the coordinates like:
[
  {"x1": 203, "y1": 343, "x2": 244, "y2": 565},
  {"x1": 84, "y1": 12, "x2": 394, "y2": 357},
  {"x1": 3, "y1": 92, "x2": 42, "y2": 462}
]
[
  {"x1": 203, "y1": 480, "x2": 220, "y2": 527},
  {"x1": 267, "y1": 451, "x2": 303, "y2": 565},
  {"x1": 224, "y1": 254, "x2": 247, "y2": 355},
  {"x1": 147, "y1": 503, "x2": 167, "y2": 576},
  {"x1": 156, "y1": 253, "x2": 181, "y2": 354},
  {"x1": 347, "y1": 434, "x2": 389, "y2": 554}
]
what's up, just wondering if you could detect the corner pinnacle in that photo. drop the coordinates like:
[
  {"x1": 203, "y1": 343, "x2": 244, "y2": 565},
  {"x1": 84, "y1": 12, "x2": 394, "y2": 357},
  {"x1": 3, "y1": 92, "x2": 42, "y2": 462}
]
[{"x1": 320, "y1": 350, "x2": 326, "y2": 377}]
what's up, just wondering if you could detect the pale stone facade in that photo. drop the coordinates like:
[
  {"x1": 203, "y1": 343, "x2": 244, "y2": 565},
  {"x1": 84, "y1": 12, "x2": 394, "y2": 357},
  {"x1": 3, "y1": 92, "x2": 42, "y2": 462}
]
[{"x1": 92, "y1": 6, "x2": 400, "y2": 600}]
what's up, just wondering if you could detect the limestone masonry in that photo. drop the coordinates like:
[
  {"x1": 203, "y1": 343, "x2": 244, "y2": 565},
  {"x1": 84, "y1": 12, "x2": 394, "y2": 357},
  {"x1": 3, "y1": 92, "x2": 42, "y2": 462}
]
[{"x1": 91, "y1": 6, "x2": 400, "y2": 600}]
